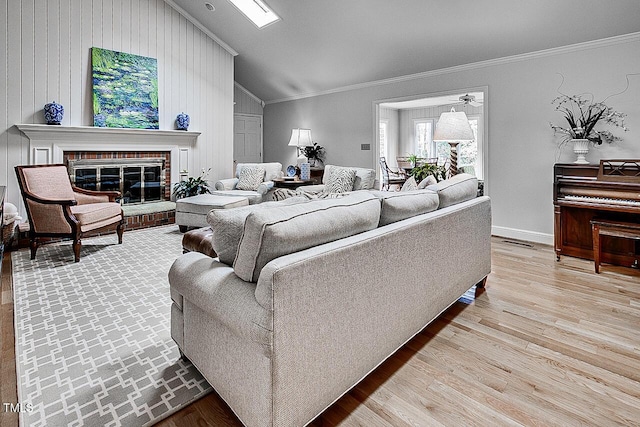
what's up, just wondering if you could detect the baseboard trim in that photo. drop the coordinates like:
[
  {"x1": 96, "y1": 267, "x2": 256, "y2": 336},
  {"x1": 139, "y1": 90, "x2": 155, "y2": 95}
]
[{"x1": 492, "y1": 226, "x2": 553, "y2": 246}]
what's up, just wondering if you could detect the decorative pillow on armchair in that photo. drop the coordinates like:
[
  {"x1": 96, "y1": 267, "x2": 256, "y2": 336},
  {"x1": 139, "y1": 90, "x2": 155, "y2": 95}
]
[
  {"x1": 324, "y1": 167, "x2": 356, "y2": 193},
  {"x1": 236, "y1": 166, "x2": 265, "y2": 191}
]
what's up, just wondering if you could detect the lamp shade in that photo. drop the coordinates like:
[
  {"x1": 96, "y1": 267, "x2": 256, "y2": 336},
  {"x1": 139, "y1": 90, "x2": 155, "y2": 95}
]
[
  {"x1": 288, "y1": 128, "x2": 313, "y2": 147},
  {"x1": 433, "y1": 108, "x2": 474, "y2": 142}
]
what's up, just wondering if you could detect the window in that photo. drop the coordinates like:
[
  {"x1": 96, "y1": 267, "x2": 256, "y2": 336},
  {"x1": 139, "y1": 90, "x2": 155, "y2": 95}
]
[
  {"x1": 228, "y1": 0, "x2": 280, "y2": 28},
  {"x1": 413, "y1": 119, "x2": 433, "y2": 158},
  {"x1": 379, "y1": 120, "x2": 389, "y2": 159},
  {"x1": 433, "y1": 116, "x2": 482, "y2": 178}
]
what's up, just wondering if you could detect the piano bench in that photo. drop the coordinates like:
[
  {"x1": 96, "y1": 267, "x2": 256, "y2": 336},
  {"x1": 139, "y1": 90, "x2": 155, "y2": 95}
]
[{"x1": 590, "y1": 218, "x2": 640, "y2": 273}]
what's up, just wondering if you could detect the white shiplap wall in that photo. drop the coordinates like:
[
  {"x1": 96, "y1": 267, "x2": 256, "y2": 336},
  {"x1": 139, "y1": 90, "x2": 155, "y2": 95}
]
[
  {"x1": 0, "y1": 0, "x2": 235, "y2": 209},
  {"x1": 234, "y1": 83, "x2": 264, "y2": 115}
]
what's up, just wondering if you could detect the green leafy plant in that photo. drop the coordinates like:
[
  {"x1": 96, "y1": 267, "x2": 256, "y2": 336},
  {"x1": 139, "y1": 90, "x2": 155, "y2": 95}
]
[
  {"x1": 172, "y1": 168, "x2": 211, "y2": 199},
  {"x1": 550, "y1": 94, "x2": 628, "y2": 145},
  {"x1": 302, "y1": 143, "x2": 325, "y2": 165},
  {"x1": 406, "y1": 154, "x2": 421, "y2": 167},
  {"x1": 410, "y1": 163, "x2": 447, "y2": 182}
]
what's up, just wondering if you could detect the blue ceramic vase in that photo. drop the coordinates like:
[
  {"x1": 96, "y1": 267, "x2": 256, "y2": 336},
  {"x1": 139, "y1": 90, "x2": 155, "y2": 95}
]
[
  {"x1": 44, "y1": 101, "x2": 64, "y2": 125},
  {"x1": 176, "y1": 112, "x2": 190, "y2": 131}
]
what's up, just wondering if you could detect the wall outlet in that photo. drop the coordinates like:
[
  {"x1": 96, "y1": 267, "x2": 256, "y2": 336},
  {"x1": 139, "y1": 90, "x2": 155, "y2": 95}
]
[{"x1": 361, "y1": 144, "x2": 371, "y2": 150}]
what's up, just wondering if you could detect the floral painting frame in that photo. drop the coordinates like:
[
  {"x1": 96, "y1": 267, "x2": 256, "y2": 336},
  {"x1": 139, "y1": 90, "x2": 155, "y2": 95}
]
[{"x1": 91, "y1": 47, "x2": 159, "y2": 129}]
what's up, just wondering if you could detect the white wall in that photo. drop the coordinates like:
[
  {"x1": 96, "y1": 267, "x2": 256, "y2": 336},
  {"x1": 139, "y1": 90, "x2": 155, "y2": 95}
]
[
  {"x1": 0, "y1": 0, "x2": 235, "y2": 210},
  {"x1": 379, "y1": 107, "x2": 399, "y2": 164},
  {"x1": 263, "y1": 35, "x2": 640, "y2": 244}
]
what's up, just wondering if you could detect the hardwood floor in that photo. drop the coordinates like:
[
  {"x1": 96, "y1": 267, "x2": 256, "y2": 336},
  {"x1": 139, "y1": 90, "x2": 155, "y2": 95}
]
[{"x1": 2, "y1": 238, "x2": 639, "y2": 426}]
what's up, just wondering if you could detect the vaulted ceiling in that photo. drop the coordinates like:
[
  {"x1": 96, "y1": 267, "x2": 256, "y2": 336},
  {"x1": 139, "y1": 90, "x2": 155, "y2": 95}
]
[{"x1": 172, "y1": 0, "x2": 640, "y2": 103}]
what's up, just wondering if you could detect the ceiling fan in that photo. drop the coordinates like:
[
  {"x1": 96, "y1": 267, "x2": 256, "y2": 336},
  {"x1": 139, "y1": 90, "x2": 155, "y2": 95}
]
[{"x1": 456, "y1": 93, "x2": 483, "y2": 107}]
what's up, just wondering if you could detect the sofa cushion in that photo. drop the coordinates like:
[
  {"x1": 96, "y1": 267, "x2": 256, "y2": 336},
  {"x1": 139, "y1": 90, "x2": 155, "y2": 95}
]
[
  {"x1": 417, "y1": 175, "x2": 437, "y2": 189},
  {"x1": 426, "y1": 173, "x2": 478, "y2": 209},
  {"x1": 322, "y1": 165, "x2": 376, "y2": 191},
  {"x1": 207, "y1": 197, "x2": 308, "y2": 265},
  {"x1": 236, "y1": 162, "x2": 282, "y2": 182},
  {"x1": 236, "y1": 165, "x2": 265, "y2": 191},
  {"x1": 369, "y1": 189, "x2": 439, "y2": 226},
  {"x1": 233, "y1": 193, "x2": 381, "y2": 282},
  {"x1": 324, "y1": 167, "x2": 356, "y2": 193},
  {"x1": 400, "y1": 176, "x2": 418, "y2": 191}
]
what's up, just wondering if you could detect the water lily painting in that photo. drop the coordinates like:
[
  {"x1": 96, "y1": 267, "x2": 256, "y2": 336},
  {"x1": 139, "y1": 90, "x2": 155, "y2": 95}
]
[{"x1": 91, "y1": 47, "x2": 159, "y2": 129}]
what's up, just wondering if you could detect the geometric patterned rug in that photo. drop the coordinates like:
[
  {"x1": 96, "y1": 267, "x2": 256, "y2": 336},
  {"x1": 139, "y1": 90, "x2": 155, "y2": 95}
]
[{"x1": 11, "y1": 225, "x2": 212, "y2": 427}]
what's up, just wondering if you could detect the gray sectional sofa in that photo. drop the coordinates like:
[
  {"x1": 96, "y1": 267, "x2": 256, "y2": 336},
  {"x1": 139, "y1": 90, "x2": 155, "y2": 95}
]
[{"x1": 169, "y1": 173, "x2": 491, "y2": 427}]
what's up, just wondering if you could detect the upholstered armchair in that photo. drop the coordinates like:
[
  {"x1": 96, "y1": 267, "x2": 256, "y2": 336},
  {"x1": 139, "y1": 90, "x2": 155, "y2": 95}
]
[
  {"x1": 15, "y1": 164, "x2": 124, "y2": 262},
  {"x1": 212, "y1": 162, "x2": 283, "y2": 204}
]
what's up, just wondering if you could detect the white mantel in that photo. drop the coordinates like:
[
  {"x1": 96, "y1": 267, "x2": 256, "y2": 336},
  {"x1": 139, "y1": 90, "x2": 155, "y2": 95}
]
[{"x1": 15, "y1": 124, "x2": 200, "y2": 188}]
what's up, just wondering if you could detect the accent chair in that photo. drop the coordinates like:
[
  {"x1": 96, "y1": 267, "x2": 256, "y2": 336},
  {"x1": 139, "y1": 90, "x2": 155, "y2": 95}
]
[{"x1": 15, "y1": 164, "x2": 124, "y2": 262}]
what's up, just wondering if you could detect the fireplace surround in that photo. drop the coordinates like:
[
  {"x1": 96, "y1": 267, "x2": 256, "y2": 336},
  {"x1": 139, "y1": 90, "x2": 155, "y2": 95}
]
[{"x1": 15, "y1": 124, "x2": 200, "y2": 198}]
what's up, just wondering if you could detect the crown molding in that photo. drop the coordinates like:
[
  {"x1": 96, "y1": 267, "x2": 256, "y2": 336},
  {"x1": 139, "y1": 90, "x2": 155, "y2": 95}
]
[
  {"x1": 266, "y1": 32, "x2": 640, "y2": 105},
  {"x1": 163, "y1": 0, "x2": 238, "y2": 57},
  {"x1": 235, "y1": 82, "x2": 265, "y2": 107}
]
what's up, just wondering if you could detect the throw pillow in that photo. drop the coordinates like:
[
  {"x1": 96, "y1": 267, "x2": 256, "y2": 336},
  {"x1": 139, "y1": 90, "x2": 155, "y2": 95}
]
[
  {"x1": 325, "y1": 167, "x2": 356, "y2": 193},
  {"x1": 236, "y1": 166, "x2": 265, "y2": 191},
  {"x1": 418, "y1": 175, "x2": 437, "y2": 189},
  {"x1": 400, "y1": 176, "x2": 418, "y2": 191}
]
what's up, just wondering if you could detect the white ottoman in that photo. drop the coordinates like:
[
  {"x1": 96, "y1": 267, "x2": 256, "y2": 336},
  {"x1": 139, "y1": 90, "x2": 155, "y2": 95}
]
[{"x1": 176, "y1": 194, "x2": 249, "y2": 232}]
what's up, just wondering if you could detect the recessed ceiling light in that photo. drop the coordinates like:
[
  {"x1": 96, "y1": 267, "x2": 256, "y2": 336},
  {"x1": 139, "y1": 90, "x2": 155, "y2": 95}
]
[
  {"x1": 205, "y1": 2, "x2": 215, "y2": 11},
  {"x1": 227, "y1": 0, "x2": 280, "y2": 28}
]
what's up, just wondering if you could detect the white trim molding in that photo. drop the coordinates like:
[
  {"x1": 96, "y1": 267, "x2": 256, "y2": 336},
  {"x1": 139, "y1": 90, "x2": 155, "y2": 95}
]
[
  {"x1": 267, "y1": 32, "x2": 640, "y2": 104},
  {"x1": 235, "y1": 82, "x2": 265, "y2": 108},
  {"x1": 492, "y1": 226, "x2": 554, "y2": 246}
]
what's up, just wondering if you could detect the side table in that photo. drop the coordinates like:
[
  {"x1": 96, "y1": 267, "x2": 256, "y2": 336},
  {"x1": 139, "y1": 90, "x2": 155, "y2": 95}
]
[{"x1": 272, "y1": 178, "x2": 315, "y2": 189}]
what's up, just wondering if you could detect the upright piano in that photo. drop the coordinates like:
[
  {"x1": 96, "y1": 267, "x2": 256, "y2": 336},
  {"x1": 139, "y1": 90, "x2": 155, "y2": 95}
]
[{"x1": 554, "y1": 160, "x2": 640, "y2": 266}]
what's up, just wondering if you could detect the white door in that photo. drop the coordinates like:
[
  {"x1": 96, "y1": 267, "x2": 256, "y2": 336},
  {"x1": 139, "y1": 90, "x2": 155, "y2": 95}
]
[{"x1": 234, "y1": 115, "x2": 262, "y2": 168}]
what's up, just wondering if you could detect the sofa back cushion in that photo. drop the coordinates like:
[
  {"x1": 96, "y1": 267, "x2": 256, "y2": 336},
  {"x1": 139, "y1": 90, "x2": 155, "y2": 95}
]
[
  {"x1": 369, "y1": 189, "x2": 439, "y2": 226},
  {"x1": 322, "y1": 165, "x2": 376, "y2": 191},
  {"x1": 207, "y1": 197, "x2": 307, "y2": 265},
  {"x1": 236, "y1": 162, "x2": 282, "y2": 182},
  {"x1": 426, "y1": 173, "x2": 478, "y2": 208},
  {"x1": 233, "y1": 192, "x2": 381, "y2": 282}
]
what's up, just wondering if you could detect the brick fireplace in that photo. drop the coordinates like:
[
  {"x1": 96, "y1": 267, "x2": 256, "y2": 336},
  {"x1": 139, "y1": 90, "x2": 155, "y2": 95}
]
[{"x1": 64, "y1": 151, "x2": 172, "y2": 203}]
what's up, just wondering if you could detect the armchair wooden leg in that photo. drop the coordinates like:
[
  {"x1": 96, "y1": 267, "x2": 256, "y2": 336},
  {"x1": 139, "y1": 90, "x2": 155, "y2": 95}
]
[
  {"x1": 117, "y1": 220, "x2": 124, "y2": 244},
  {"x1": 73, "y1": 238, "x2": 81, "y2": 262},
  {"x1": 30, "y1": 238, "x2": 38, "y2": 260}
]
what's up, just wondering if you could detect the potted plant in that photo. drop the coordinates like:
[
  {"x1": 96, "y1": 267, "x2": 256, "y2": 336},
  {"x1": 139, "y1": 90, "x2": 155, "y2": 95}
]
[
  {"x1": 172, "y1": 168, "x2": 211, "y2": 199},
  {"x1": 550, "y1": 94, "x2": 628, "y2": 164},
  {"x1": 302, "y1": 143, "x2": 325, "y2": 167},
  {"x1": 410, "y1": 163, "x2": 447, "y2": 182}
]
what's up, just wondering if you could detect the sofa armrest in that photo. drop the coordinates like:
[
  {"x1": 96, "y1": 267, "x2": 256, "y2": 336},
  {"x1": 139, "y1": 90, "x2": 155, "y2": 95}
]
[
  {"x1": 215, "y1": 178, "x2": 239, "y2": 191},
  {"x1": 257, "y1": 181, "x2": 275, "y2": 195}
]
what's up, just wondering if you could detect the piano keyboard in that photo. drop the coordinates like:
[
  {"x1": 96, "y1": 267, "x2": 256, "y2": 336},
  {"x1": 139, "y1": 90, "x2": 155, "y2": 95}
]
[{"x1": 562, "y1": 194, "x2": 640, "y2": 207}]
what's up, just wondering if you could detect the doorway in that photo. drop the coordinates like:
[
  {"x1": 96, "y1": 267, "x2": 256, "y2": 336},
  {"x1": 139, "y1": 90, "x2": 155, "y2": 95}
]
[{"x1": 374, "y1": 87, "x2": 488, "y2": 184}]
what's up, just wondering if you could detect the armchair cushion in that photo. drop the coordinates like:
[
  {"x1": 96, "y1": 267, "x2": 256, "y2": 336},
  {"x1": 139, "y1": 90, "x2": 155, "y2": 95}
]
[
  {"x1": 70, "y1": 202, "x2": 122, "y2": 225},
  {"x1": 236, "y1": 162, "x2": 282, "y2": 182},
  {"x1": 236, "y1": 165, "x2": 266, "y2": 191},
  {"x1": 322, "y1": 165, "x2": 376, "y2": 191},
  {"x1": 22, "y1": 166, "x2": 76, "y2": 201},
  {"x1": 324, "y1": 167, "x2": 356, "y2": 193}
]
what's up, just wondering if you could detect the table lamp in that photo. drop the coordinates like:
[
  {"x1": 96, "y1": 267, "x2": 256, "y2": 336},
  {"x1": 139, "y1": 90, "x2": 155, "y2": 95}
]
[
  {"x1": 288, "y1": 128, "x2": 313, "y2": 166},
  {"x1": 433, "y1": 108, "x2": 474, "y2": 177}
]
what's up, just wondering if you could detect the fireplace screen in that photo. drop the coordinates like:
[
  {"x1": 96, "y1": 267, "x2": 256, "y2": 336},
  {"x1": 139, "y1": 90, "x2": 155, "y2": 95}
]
[{"x1": 68, "y1": 158, "x2": 166, "y2": 204}]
